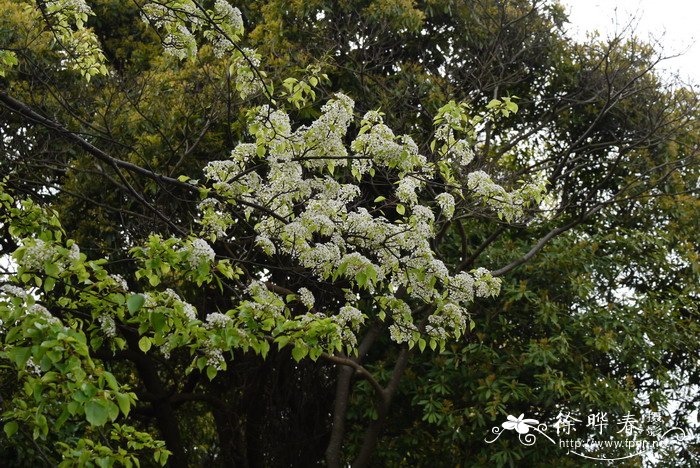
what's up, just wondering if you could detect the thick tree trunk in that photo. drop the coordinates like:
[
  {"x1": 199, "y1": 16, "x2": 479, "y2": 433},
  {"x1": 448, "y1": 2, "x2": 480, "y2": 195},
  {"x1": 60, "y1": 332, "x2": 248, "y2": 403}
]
[
  {"x1": 352, "y1": 348, "x2": 410, "y2": 468},
  {"x1": 324, "y1": 325, "x2": 383, "y2": 467},
  {"x1": 212, "y1": 402, "x2": 248, "y2": 468},
  {"x1": 123, "y1": 334, "x2": 188, "y2": 467},
  {"x1": 325, "y1": 366, "x2": 354, "y2": 467},
  {"x1": 153, "y1": 401, "x2": 188, "y2": 468}
]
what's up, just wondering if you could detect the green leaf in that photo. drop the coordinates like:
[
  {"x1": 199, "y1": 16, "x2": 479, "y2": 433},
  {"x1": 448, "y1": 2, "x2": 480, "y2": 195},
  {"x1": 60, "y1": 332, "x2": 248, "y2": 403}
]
[
  {"x1": 151, "y1": 312, "x2": 166, "y2": 333},
  {"x1": 396, "y1": 204, "x2": 406, "y2": 215},
  {"x1": 138, "y1": 336, "x2": 152, "y2": 353},
  {"x1": 115, "y1": 392, "x2": 131, "y2": 417},
  {"x1": 486, "y1": 98, "x2": 501, "y2": 109},
  {"x1": 85, "y1": 400, "x2": 109, "y2": 426},
  {"x1": 8, "y1": 347, "x2": 32, "y2": 368},
  {"x1": 275, "y1": 335, "x2": 290, "y2": 350},
  {"x1": 43, "y1": 277, "x2": 55, "y2": 292},
  {"x1": 292, "y1": 344, "x2": 308, "y2": 362},
  {"x1": 103, "y1": 371, "x2": 119, "y2": 391},
  {"x1": 127, "y1": 294, "x2": 145, "y2": 313},
  {"x1": 105, "y1": 400, "x2": 120, "y2": 422},
  {"x1": 3, "y1": 421, "x2": 18, "y2": 438}
]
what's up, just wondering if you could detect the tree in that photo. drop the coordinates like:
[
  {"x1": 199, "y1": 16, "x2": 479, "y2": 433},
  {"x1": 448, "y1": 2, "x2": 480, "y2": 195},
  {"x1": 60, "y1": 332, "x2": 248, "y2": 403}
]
[{"x1": 0, "y1": 0, "x2": 697, "y2": 466}]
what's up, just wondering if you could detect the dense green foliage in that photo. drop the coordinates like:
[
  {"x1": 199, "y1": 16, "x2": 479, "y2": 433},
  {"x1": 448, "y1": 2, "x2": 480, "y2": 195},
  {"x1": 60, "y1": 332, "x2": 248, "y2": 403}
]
[{"x1": 0, "y1": 0, "x2": 698, "y2": 466}]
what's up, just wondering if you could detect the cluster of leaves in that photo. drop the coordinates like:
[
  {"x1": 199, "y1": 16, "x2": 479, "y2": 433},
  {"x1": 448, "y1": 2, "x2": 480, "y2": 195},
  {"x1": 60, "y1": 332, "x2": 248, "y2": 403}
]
[{"x1": 0, "y1": 0, "x2": 697, "y2": 466}]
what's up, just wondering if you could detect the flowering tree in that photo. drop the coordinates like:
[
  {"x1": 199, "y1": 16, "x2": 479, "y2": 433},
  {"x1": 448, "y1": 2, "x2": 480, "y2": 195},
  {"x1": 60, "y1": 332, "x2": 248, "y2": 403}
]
[{"x1": 0, "y1": 0, "x2": 697, "y2": 466}]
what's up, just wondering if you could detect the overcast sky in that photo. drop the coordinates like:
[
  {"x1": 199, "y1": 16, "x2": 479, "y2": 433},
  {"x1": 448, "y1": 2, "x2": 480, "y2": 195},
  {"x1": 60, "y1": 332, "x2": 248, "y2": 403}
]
[{"x1": 562, "y1": 0, "x2": 699, "y2": 83}]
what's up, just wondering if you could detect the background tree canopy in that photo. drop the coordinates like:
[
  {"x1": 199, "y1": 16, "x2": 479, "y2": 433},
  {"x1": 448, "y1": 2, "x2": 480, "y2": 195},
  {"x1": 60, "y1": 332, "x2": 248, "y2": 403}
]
[{"x1": 0, "y1": 0, "x2": 698, "y2": 466}]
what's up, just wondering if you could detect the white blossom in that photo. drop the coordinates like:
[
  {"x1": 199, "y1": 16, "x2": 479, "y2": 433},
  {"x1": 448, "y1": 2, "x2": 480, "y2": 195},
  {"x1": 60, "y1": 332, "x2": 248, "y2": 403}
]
[
  {"x1": 25, "y1": 357, "x2": 42, "y2": 375},
  {"x1": 187, "y1": 238, "x2": 215, "y2": 268},
  {"x1": 160, "y1": 341, "x2": 172, "y2": 360},
  {"x1": 205, "y1": 312, "x2": 233, "y2": 329},
  {"x1": 396, "y1": 177, "x2": 420, "y2": 205},
  {"x1": 182, "y1": 302, "x2": 197, "y2": 321},
  {"x1": 21, "y1": 239, "x2": 55, "y2": 271},
  {"x1": 298, "y1": 288, "x2": 315, "y2": 309},
  {"x1": 472, "y1": 267, "x2": 502, "y2": 297},
  {"x1": 335, "y1": 305, "x2": 364, "y2": 330},
  {"x1": 436, "y1": 192, "x2": 455, "y2": 220},
  {"x1": 204, "y1": 344, "x2": 225, "y2": 370},
  {"x1": 26, "y1": 304, "x2": 60, "y2": 325},
  {"x1": 451, "y1": 139, "x2": 474, "y2": 166},
  {"x1": 210, "y1": 0, "x2": 243, "y2": 57},
  {"x1": 98, "y1": 315, "x2": 117, "y2": 337},
  {"x1": 1, "y1": 285, "x2": 27, "y2": 299},
  {"x1": 389, "y1": 323, "x2": 414, "y2": 344},
  {"x1": 67, "y1": 243, "x2": 81, "y2": 262},
  {"x1": 110, "y1": 274, "x2": 129, "y2": 291},
  {"x1": 450, "y1": 272, "x2": 475, "y2": 304},
  {"x1": 255, "y1": 235, "x2": 276, "y2": 256},
  {"x1": 233, "y1": 49, "x2": 263, "y2": 99}
]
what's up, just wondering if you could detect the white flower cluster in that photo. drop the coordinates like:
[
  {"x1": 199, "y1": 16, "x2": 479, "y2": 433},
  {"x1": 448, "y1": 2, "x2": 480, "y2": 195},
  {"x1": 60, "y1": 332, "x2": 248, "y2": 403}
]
[
  {"x1": 204, "y1": 342, "x2": 225, "y2": 370},
  {"x1": 297, "y1": 305, "x2": 364, "y2": 347},
  {"x1": 449, "y1": 272, "x2": 475, "y2": 304},
  {"x1": 164, "y1": 24, "x2": 197, "y2": 60},
  {"x1": 160, "y1": 342, "x2": 173, "y2": 360},
  {"x1": 297, "y1": 288, "x2": 315, "y2": 309},
  {"x1": 436, "y1": 193, "x2": 455, "y2": 220},
  {"x1": 335, "y1": 305, "x2": 364, "y2": 330},
  {"x1": 244, "y1": 280, "x2": 285, "y2": 319},
  {"x1": 396, "y1": 177, "x2": 420, "y2": 205},
  {"x1": 298, "y1": 94, "x2": 355, "y2": 170},
  {"x1": 472, "y1": 268, "x2": 502, "y2": 298},
  {"x1": 351, "y1": 112, "x2": 429, "y2": 176},
  {"x1": 467, "y1": 171, "x2": 546, "y2": 222},
  {"x1": 426, "y1": 303, "x2": 467, "y2": 340},
  {"x1": 209, "y1": 0, "x2": 243, "y2": 57},
  {"x1": 25, "y1": 357, "x2": 42, "y2": 375},
  {"x1": 142, "y1": 289, "x2": 198, "y2": 323},
  {"x1": 27, "y1": 303, "x2": 60, "y2": 325},
  {"x1": 110, "y1": 274, "x2": 129, "y2": 292},
  {"x1": 196, "y1": 92, "x2": 526, "y2": 346},
  {"x1": 451, "y1": 139, "x2": 474, "y2": 166},
  {"x1": 19, "y1": 239, "x2": 82, "y2": 274},
  {"x1": 67, "y1": 244, "x2": 80, "y2": 262},
  {"x1": 98, "y1": 314, "x2": 117, "y2": 337},
  {"x1": 141, "y1": 1, "x2": 199, "y2": 60},
  {"x1": 46, "y1": 0, "x2": 93, "y2": 16},
  {"x1": 255, "y1": 235, "x2": 276, "y2": 256},
  {"x1": 384, "y1": 298, "x2": 417, "y2": 344},
  {"x1": 143, "y1": 292, "x2": 157, "y2": 310},
  {"x1": 182, "y1": 302, "x2": 197, "y2": 321},
  {"x1": 1, "y1": 284, "x2": 27, "y2": 299},
  {"x1": 204, "y1": 159, "x2": 243, "y2": 185},
  {"x1": 21, "y1": 239, "x2": 55, "y2": 271},
  {"x1": 389, "y1": 320, "x2": 417, "y2": 344},
  {"x1": 232, "y1": 48, "x2": 263, "y2": 99},
  {"x1": 186, "y1": 238, "x2": 215, "y2": 268},
  {"x1": 205, "y1": 312, "x2": 233, "y2": 329}
]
